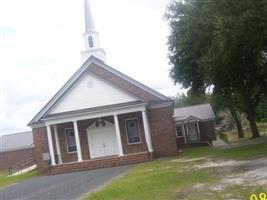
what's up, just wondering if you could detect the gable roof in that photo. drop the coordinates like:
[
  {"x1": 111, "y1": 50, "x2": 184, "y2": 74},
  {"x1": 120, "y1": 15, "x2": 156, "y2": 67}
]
[
  {"x1": 28, "y1": 56, "x2": 171, "y2": 126},
  {"x1": 173, "y1": 104, "x2": 215, "y2": 122},
  {"x1": 184, "y1": 115, "x2": 201, "y2": 122},
  {"x1": 48, "y1": 72, "x2": 139, "y2": 114},
  {"x1": 0, "y1": 131, "x2": 33, "y2": 152}
]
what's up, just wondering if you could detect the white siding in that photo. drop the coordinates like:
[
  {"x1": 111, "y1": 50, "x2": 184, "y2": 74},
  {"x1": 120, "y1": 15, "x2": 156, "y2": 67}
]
[{"x1": 49, "y1": 73, "x2": 137, "y2": 114}]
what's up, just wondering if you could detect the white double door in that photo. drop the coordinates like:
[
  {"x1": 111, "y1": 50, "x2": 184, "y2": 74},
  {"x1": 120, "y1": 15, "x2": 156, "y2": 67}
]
[{"x1": 87, "y1": 122, "x2": 119, "y2": 159}]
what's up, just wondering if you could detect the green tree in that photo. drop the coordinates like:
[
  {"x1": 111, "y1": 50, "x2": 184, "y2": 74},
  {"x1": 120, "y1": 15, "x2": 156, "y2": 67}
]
[
  {"x1": 211, "y1": 88, "x2": 245, "y2": 138},
  {"x1": 174, "y1": 91, "x2": 207, "y2": 108},
  {"x1": 166, "y1": 0, "x2": 267, "y2": 138},
  {"x1": 255, "y1": 96, "x2": 267, "y2": 122}
]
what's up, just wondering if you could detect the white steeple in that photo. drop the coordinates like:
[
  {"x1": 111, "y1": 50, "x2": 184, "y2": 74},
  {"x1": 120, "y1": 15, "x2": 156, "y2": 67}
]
[{"x1": 81, "y1": 0, "x2": 106, "y2": 62}]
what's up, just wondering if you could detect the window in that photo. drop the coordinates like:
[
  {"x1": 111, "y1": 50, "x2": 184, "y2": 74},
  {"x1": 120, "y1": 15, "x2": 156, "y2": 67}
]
[
  {"x1": 88, "y1": 36, "x2": 94, "y2": 48},
  {"x1": 176, "y1": 126, "x2": 183, "y2": 137},
  {"x1": 65, "y1": 128, "x2": 77, "y2": 153},
  {"x1": 126, "y1": 119, "x2": 141, "y2": 144}
]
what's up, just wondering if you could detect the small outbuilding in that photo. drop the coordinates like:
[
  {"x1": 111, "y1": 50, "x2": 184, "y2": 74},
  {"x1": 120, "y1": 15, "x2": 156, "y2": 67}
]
[
  {"x1": 0, "y1": 131, "x2": 34, "y2": 171},
  {"x1": 173, "y1": 104, "x2": 216, "y2": 147}
]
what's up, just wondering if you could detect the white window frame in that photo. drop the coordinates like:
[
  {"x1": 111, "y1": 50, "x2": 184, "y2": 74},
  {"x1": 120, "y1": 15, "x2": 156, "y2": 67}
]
[
  {"x1": 125, "y1": 118, "x2": 142, "y2": 145},
  {"x1": 175, "y1": 125, "x2": 184, "y2": 138},
  {"x1": 64, "y1": 127, "x2": 77, "y2": 154},
  {"x1": 88, "y1": 36, "x2": 94, "y2": 48}
]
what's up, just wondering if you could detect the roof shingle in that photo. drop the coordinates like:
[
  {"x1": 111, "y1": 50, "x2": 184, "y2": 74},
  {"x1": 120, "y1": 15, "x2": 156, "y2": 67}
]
[
  {"x1": 0, "y1": 131, "x2": 33, "y2": 152},
  {"x1": 174, "y1": 104, "x2": 215, "y2": 121}
]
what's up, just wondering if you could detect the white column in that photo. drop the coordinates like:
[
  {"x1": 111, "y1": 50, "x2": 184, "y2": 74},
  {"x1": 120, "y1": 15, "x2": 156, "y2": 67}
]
[
  {"x1": 53, "y1": 125, "x2": 62, "y2": 164},
  {"x1": 196, "y1": 121, "x2": 200, "y2": 142},
  {"x1": 183, "y1": 124, "x2": 187, "y2": 143},
  {"x1": 142, "y1": 110, "x2": 153, "y2": 153},
  {"x1": 114, "y1": 114, "x2": 124, "y2": 156},
  {"x1": 46, "y1": 125, "x2": 56, "y2": 166},
  {"x1": 73, "y1": 121, "x2": 83, "y2": 162},
  {"x1": 186, "y1": 123, "x2": 189, "y2": 143}
]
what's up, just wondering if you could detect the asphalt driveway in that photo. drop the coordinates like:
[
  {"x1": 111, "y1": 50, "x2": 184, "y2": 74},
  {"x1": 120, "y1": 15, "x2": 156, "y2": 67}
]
[{"x1": 0, "y1": 165, "x2": 132, "y2": 200}]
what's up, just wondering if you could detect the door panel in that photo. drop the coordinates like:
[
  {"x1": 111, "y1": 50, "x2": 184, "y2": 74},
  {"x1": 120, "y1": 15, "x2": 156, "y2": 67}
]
[
  {"x1": 103, "y1": 128, "x2": 118, "y2": 156},
  {"x1": 87, "y1": 123, "x2": 119, "y2": 158},
  {"x1": 187, "y1": 123, "x2": 198, "y2": 142}
]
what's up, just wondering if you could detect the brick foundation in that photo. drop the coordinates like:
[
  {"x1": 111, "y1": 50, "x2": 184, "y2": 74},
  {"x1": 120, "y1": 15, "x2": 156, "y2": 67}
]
[{"x1": 48, "y1": 151, "x2": 151, "y2": 175}]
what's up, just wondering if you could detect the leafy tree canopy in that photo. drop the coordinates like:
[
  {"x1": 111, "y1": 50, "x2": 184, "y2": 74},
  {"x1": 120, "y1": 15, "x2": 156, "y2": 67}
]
[{"x1": 166, "y1": 0, "x2": 267, "y2": 138}]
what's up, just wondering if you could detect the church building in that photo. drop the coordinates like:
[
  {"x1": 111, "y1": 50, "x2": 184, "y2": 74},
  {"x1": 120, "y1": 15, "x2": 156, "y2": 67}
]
[{"x1": 28, "y1": 0, "x2": 179, "y2": 175}]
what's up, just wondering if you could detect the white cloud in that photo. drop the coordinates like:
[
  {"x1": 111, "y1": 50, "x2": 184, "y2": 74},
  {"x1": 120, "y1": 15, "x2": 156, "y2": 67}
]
[{"x1": 0, "y1": 0, "x2": 181, "y2": 135}]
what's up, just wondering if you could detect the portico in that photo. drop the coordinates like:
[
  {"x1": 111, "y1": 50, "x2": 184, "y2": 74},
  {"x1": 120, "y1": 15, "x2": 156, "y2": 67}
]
[
  {"x1": 44, "y1": 103, "x2": 153, "y2": 166},
  {"x1": 175, "y1": 116, "x2": 201, "y2": 144}
]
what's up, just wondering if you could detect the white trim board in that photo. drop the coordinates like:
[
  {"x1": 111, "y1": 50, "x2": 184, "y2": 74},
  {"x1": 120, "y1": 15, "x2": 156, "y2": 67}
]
[{"x1": 44, "y1": 104, "x2": 147, "y2": 126}]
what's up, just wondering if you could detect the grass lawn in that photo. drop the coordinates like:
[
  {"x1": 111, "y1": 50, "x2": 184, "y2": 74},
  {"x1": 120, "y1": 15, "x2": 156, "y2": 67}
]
[
  {"x1": 85, "y1": 137, "x2": 267, "y2": 200},
  {"x1": 0, "y1": 170, "x2": 37, "y2": 189}
]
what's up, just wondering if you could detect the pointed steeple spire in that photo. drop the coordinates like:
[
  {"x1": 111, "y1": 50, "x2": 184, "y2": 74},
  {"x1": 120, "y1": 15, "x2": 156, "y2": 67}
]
[
  {"x1": 81, "y1": 0, "x2": 106, "y2": 62},
  {"x1": 84, "y1": 0, "x2": 96, "y2": 32}
]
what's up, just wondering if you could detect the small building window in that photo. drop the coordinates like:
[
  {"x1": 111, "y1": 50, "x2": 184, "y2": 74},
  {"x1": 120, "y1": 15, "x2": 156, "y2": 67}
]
[
  {"x1": 88, "y1": 36, "x2": 94, "y2": 48},
  {"x1": 126, "y1": 119, "x2": 141, "y2": 144},
  {"x1": 176, "y1": 126, "x2": 183, "y2": 137},
  {"x1": 65, "y1": 128, "x2": 77, "y2": 153}
]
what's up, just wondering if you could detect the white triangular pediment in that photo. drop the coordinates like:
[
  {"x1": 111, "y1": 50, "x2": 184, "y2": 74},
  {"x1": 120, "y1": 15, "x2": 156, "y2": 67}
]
[
  {"x1": 184, "y1": 115, "x2": 201, "y2": 123},
  {"x1": 87, "y1": 120, "x2": 114, "y2": 130},
  {"x1": 48, "y1": 72, "x2": 138, "y2": 114}
]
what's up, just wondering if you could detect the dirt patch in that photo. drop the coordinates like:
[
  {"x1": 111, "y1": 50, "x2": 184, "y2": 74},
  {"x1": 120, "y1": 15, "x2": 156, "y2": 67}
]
[
  {"x1": 172, "y1": 157, "x2": 209, "y2": 163},
  {"x1": 192, "y1": 183, "x2": 205, "y2": 190},
  {"x1": 209, "y1": 183, "x2": 225, "y2": 191},
  {"x1": 173, "y1": 145, "x2": 267, "y2": 186},
  {"x1": 195, "y1": 160, "x2": 248, "y2": 169},
  {"x1": 179, "y1": 157, "x2": 267, "y2": 200},
  {"x1": 174, "y1": 154, "x2": 267, "y2": 189},
  {"x1": 194, "y1": 157, "x2": 267, "y2": 188},
  {"x1": 223, "y1": 164, "x2": 267, "y2": 186}
]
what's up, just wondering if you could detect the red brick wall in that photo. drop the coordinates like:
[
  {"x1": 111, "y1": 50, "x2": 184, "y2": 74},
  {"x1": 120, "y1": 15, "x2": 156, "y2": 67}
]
[
  {"x1": 32, "y1": 127, "x2": 50, "y2": 174},
  {"x1": 199, "y1": 121, "x2": 216, "y2": 141},
  {"x1": 56, "y1": 122, "x2": 78, "y2": 163},
  {"x1": 53, "y1": 120, "x2": 98, "y2": 163},
  {"x1": 176, "y1": 137, "x2": 186, "y2": 149},
  {"x1": 148, "y1": 106, "x2": 178, "y2": 157},
  {"x1": 0, "y1": 148, "x2": 34, "y2": 171},
  {"x1": 118, "y1": 112, "x2": 148, "y2": 154}
]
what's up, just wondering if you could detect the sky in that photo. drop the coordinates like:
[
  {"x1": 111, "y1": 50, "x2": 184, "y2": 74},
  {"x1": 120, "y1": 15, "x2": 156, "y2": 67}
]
[{"x1": 0, "y1": 0, "x2": 183, "y2": 135}]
